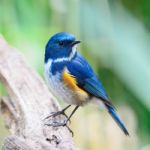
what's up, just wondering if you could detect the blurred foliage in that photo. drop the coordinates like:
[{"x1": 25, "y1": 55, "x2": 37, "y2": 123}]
[
  {"x1": 0, "y1": 0, "x2": 150, "y2": 150},
  {"x1": 121, "y1": 0, "x2": 150, "y2": 30}
]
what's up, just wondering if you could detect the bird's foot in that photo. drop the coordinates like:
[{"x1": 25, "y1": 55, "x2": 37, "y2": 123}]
[
  {"x1": 45, "y1": 120, "x2": 74, "y2": 136},
  {"x1": 44, "y1": 105, "x2": 75, "y2": 136},
  {"x1": 44, "y1": 110, "x2": 71, "y2": 123}
]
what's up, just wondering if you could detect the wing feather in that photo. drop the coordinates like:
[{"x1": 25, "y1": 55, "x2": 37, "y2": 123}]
[
  {"x1": 66, "y1": 53, "x2": 114, "y2": 108},
  {"x1": 62, "y1": 68, "x2": 88, "y2": 98}
]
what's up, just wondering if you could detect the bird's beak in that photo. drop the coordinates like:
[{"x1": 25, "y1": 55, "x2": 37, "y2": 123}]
[{"x1": 71, "y1": 40, "x2": 81, "y2": 46}]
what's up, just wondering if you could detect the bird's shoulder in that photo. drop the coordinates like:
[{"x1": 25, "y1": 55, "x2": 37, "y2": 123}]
[
  {"x1": 66, "y1": 53, "x2": 94, "y2": 84},
  {"x1": 61, "y1": 53, "x2": 92, "y2": 93}
]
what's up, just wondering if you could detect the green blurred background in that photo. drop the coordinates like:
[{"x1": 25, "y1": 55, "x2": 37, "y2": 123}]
[{"x1": 0, "y1": 0, "x2": 150, "y2": 150}]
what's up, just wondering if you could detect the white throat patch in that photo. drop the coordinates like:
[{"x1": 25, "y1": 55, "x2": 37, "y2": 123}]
[{"x1": 53, "y1": 45, "x2": 77, "y2": 63}]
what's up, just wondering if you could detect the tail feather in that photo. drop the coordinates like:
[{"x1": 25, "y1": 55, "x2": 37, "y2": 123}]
[{"x1": 106, "y1": 105, "x2": 129, "y2": 136}]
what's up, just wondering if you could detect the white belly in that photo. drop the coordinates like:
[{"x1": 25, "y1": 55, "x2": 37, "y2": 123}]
[
  {"x1": 44, "y1": 59, "x2": 89, "y2": 105},
  {"x1": 46, "y1": 73, "x2": 80, "y2": 105}
]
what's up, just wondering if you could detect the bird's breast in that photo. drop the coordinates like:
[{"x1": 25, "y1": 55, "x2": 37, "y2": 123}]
[{"x1": 45, "y1": 62, "x2": 89, "y2": 105}]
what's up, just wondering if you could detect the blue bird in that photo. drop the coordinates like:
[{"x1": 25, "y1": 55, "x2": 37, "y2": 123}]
[{"x1": 44, "y1": 32, "x2": 129, "y2": 136}]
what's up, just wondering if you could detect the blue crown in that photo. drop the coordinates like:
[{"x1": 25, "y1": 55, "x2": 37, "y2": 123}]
[{"x1": 45, "y1": 32, "x2": 76, "y2": 62}]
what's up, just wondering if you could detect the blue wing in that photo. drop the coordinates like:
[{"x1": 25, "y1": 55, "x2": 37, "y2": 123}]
[
  {"x1": 66, "y1": 53, "x2": 129, "y2": 135},
  {"x1": 66, "y1": 53, "x2": 110, "y2": 103}
]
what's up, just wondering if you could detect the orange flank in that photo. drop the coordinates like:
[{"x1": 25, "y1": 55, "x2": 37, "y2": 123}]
[{"x1": 62, "y1": 68, "x2": 88, "y2": 101}]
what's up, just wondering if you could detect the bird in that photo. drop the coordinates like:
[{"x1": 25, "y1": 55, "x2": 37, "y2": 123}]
[{"x1": 44, "y1": 32, "x2": 129, "y2": 136}]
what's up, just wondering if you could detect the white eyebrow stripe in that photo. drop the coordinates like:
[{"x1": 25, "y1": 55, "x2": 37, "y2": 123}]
[{"x1": 53, "y1": 45, "x2": 77, "y2": 63}]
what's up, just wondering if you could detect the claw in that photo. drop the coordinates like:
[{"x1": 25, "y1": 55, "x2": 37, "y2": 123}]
[
  {"x1": 44, "y1": 111, "x2": 67, "y2": 120},
  {"x1": 44, "y1": 105, "x2": 77, "y2": 136},
  {"x1": 44, "y1": 110, "x2": 71, "y2": 123},
  {"x1": 45, "y1": 120, "x2": 74, "y2": 136},
  {"x1": 66, "y1": 125, "x2": 74, "y2": 136}
]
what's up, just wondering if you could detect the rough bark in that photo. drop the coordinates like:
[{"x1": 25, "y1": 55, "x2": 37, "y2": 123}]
[{"x1": 0, "y1": 36, "x2": 78, "y2": 150}]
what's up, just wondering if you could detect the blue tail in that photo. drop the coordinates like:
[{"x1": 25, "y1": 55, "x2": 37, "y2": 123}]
[{"x1": 106, "y1": 105, "x2": 129, "y2": 136}]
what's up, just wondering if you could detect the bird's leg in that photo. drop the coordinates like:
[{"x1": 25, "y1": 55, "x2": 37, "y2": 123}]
[
  {"x1": 45, "y1": 106, "x2": 79, "y2": 136},
  {"x1": 65, "y1": 106, "x2": 79, "y2": 125},
  {"x1": 44, "y1": 105, "x2": 71, "y2": 120}
]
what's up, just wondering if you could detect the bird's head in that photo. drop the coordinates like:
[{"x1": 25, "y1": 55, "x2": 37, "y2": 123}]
[{"x1": 45, "y1": 32, "x2": 80, "y2": 63}]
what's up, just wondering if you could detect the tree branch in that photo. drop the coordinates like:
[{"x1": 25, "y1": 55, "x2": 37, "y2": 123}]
[{"x1": 0, "y1": 36, "x2": 78, "y2": 150}]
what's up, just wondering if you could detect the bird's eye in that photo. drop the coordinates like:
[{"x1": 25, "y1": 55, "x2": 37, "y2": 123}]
[{"x1": 59, "y1": 41, "x2": 64, "y2": 46}]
